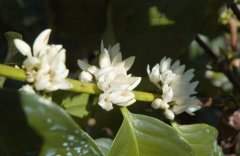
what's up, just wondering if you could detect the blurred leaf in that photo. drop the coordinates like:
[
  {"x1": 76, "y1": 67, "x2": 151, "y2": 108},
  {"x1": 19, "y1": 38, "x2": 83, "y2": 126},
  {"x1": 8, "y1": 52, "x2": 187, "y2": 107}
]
[
  {"x1": 1, "y1": 32, "x2": 24, "y2": 88},
  {"x1": 107, "y1": 0, "x2": 210, "y2": 75},
  {"x1": 62, "y1": 93, "x2": 90, "y2": 118},
  {"x1": 0, "y1": 76, "x2": 5, "y2": 89},
  {"x1": 108, "y1": 108, "x2": 194, "y2": 156},
  {"x1": 149, "y1": 6, "x2": 175, "y2": 26},
  {"x1": 4, "y1": 32, "x2": 24, "y2": 65},
  {"x1": 174, "y1": 123, "x2": 224, "y2": 156},
  {"x1": 0, "y1": 89, "x2": 103, "y2": 156},
  {"x1": 95, "y1": 138, "x2": 113, "y2": 155}
]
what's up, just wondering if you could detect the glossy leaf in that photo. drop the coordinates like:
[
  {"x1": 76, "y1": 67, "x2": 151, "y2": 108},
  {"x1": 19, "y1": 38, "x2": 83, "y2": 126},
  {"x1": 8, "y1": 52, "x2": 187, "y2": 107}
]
[
  {"x1": 95, "y1": 138, "x2": 113, "y2": 155},
  {"x1": 174, "y1": 123, "x2": 224, "y2": 156},
  {"x1": 108, "y1": 107, "x2": 194, "y2": 156},
  {"x1": 61, "y1": 92, "x2": 90, "y2": 118},
  {"x1": 0, "y1": 89, "x2": 103, "y2": 156}
]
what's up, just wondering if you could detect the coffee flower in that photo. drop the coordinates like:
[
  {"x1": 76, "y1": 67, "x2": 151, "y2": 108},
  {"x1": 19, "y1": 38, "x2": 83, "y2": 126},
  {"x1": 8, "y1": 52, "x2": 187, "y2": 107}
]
[
  {"x1": 147, "y1": 57, "x2": 201, "y2": 120},
  {"x1": 78, "y1": 42, "x2": 141, "y2": 111},
  {"x1": 14, "y1": 29, "x2": 72, "y2": 92}
]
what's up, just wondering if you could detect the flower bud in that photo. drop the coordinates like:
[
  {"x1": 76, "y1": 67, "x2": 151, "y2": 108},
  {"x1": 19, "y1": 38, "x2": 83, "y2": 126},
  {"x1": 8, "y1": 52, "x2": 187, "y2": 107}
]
[
  {"x1": 164, "y1": 109, "x2": 175, "y2": 120},
  {"x1": 79, "y1": 71, "x2": 93, "y2": 82}
]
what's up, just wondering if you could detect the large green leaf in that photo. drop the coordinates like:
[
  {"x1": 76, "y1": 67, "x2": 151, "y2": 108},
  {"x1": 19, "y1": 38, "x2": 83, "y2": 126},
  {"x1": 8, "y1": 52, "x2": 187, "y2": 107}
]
[
  {"x1": 108, "y1": 107, "x2": 194, "y2": 156},
  {"x1": 107, "y1": 0, "x2": 209, "y2": 75},
  {"x1": 174, "y1": 123, "x2": 224, "y2": 156},
  {"x1": 95, "y1": 138, "x2": 113, "y2": 155},
  {"x1": 0, "y1": 89, "x2": 103, "y2": 156}
]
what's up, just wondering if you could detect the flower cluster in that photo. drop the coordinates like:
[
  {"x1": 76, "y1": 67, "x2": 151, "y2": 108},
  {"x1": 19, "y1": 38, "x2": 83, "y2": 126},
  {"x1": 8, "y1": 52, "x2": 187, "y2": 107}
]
[
  {"x1": 14, "y1": 29, "x2": 72, "y2": 92},
  {"x1": 147, "y1": 57, "x2": 201, "y2": 120},
  {"x1": 78, "y1": 42, "x2": 141, "y2": 111}
]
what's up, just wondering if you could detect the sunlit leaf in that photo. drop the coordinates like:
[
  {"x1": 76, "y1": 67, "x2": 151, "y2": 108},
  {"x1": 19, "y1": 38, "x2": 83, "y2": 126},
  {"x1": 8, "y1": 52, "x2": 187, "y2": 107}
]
[
  {"x1": 95, "y1": 138, "x2": 113, "y2": 155},
  {"x1": 173, "y1": 123, "x2": 224, "y2": 156},
  {"x1": 61, "y1": 92, "x2": 90, "y2": 118},
  {"x1": 108, "y1": 107, "x2": 194, "y2": 156}
]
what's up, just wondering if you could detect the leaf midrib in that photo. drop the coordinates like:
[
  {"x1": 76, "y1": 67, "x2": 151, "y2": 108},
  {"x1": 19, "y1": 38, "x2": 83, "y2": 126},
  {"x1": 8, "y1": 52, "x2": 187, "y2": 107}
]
[{"x1": 122, "y1": 108, "x2": 140, "y2": 156}]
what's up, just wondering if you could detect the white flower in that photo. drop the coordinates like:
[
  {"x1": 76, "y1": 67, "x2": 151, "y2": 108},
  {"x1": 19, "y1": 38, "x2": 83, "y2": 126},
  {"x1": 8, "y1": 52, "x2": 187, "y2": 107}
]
[
  {"x1": 20, "y1": 84, "x2": 36, "y2": 94},
  {"x1": 77, "y1": 41, "x2": 141, "y2": 111},
  {"x1": 14, "y1": 29, "x2": 72, "y2": 92},
  {"x1": 147, "y1": 57, "x2": 201, "y2": 120}
]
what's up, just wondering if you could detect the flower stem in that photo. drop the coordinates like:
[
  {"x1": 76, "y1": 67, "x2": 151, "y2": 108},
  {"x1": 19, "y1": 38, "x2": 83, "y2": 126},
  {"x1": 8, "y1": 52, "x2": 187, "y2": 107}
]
[{"x1": 0, "y1": 64, "x2": 160, "y2": 102}]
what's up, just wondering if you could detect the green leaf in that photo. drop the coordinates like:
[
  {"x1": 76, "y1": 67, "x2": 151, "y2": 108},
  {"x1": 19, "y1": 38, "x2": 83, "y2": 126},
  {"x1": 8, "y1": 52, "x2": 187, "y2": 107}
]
[
  {"x1": 0, "y1": 89, "x2": 103, "y2": 156},
  {"x1": 108, "y1": 107, "x2": 194, "y2": 156},
  {"x1": 95, "y1": 138, "x2": 113, "y2": 155},
  {"x1": 61, "y1": 92, "x2": 90, "y2": 118},
  {"x1": 1, "y1": 32, "x2": 24, "y2": 88},
  {"x1": 4, "y1": 32, "x2": 24, "y2": 65},
  {"x1": 173, "y1": 123, "x2": 224, "y2": 156}
]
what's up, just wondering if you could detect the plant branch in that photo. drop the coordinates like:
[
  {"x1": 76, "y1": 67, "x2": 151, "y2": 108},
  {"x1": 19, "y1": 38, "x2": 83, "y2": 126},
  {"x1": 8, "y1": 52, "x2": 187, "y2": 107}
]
[
  {"x1": 0, "y1": 64, "x2": 160, "y2": 102},
  {"x1": 195, "y1": 35, "x2": 218, "y2": 61},
  {"x1": 226, "y1": 0, "x2": 240, "y2": 21},
  {"x1": 195, "y1": 35, "x2": 240, "y2": 92}
]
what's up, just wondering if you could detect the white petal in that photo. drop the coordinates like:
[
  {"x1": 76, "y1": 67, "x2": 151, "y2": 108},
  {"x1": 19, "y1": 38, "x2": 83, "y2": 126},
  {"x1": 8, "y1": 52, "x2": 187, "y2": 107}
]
[
  {"x1": 148, "y1": 64, "x2": 161, "y2": 85},
  {"x1": 22, "y1": 57, "x2": 40, "y2": 71},
  {"x1": 182, "y1": 69, "x2": 194, "y2": 82},
  {"x1": 109, "y1": 90, "x2": 135, "y2": 104},
  {"x1": 123, "y1": 56, "x2": 135, "y2": 72},
  {"x1": 33, "y1": 29, "x2": 51, "y2": 56},
  {"x1": 127, "y1": 77, "x2": 141, "y2": 90},
  {"x1": 120, "y1": 99, "x2": 136, "y2": 106},
  {"x1": 35, "y1": 74, "x2": 51, "y2": 91},
  {"x1": 171, "y1": 105, "x2": 186, "y2": 114},
  {"x1": 164, "y1": 109, "x2": 175, "y2": 120},
  {"x1": 171, "y1": 60, "x2": 180, "y2": 71},
  {"x1": 14, "y1": 39, "x2": 32, "y2": 57},
  {"x1": 79, "y1": 71, "x2": 93, "y2": 82},
  {"x1": 100, "y1": 40, "x2": 105, "y2": 53},
  {"x1": 160, "y1": 58, "x2": 171, "y2": 73},
  {"x1": 77, "y1": 59, "x2": 91, "y2": 71},
  {"x1": 185, "y1": 104, "x2": 201, "y2": 115},
  {"x1": 173, "y1": 65, "x2": 185, "y2": 74},
  {"x1": 190, "y1": 81, "x2": 199, "y2": 92},
  {"x1": 147, "y1": 64, "x2": 151, "y2": 75},
  {"x1": 88, "y1": 65, "x2": 98, "y2": 74},
  {"x1": 112, "y1": 52, "x2": 122, "y2": 65},
  {"x1": 98, "y1": 93, "x2": 113, "y2": 111},
  {"x1": 162, "y1": 85, "x2": 173, "y2": 103},
  {"x1": 99, "y1": 50, "x2": 111, "y2": 68},
  {"x1": 110, "y1": 43, "x2": 120, "y2": 60}
]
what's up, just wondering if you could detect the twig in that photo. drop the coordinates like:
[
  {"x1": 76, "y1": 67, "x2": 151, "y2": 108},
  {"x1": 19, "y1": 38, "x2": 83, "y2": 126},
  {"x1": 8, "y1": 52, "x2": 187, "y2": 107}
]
[
  {"x1": 195, "y1": 35, "x2": 218, "y2": 61},
  {"x1": 226, "y1": 0, "x2": 240, "y2": 21},
  {"x1": 195, "y1": 35, "x2": 240, "y2": 93},
  {"x1": 0, "y1": 64, "x2": 160, "y2": 102}
]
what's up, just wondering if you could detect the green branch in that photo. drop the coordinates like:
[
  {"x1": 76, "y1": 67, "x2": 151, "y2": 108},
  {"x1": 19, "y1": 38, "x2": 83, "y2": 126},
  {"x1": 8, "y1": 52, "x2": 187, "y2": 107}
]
[{"x1": 0, "y1": 64, "x2": 160, "y2": 102}]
